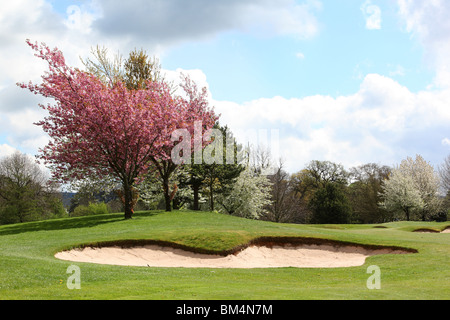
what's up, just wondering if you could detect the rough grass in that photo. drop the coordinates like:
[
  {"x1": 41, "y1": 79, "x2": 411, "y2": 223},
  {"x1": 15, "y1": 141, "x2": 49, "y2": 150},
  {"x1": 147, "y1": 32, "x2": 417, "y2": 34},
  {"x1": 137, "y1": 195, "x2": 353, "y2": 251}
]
[{"x1": 0, "y1": 210, "x2": 449, "y2": 300}]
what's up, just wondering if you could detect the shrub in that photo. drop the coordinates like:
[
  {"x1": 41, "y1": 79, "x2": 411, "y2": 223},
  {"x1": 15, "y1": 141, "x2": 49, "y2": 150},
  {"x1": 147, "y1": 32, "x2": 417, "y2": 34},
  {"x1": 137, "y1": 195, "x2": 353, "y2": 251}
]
[
  {"x1": 72, "y1": 202, "x2": 109, "y2": 217},
  {"x1": 0, "y1": 206, "x2": 20, "y2": 225}
]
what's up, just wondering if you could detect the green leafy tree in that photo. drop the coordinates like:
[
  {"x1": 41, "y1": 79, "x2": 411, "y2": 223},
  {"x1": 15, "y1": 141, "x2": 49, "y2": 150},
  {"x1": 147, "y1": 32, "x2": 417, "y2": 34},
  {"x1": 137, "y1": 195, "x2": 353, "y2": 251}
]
[
  {"x1": 304, "y1": 160, "x2": 349, "y2": 188},
  {"x1": 185, "y1": 164, "x2": 206, "y2": 210},
  {"x1": 308, "y1": 182, "x2": 352, "y2": 224},
  {"x1": 185, "y1": 123, "x2": 244, "y2": 211},
  {"x1": 124, "y1": 49, "x2": 161, "y2": 89},
  {"x1": 0, "y1": 151, "x2": 65, "y2": 224},
  {"x1": 281, "y1": 160, "x2": 349, "y2": 224}
]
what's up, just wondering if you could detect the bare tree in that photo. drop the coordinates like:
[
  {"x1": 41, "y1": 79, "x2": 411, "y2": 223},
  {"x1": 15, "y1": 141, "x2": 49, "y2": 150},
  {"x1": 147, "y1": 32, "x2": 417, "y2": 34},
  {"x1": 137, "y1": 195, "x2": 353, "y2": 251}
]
[
  {"x1": 247, "y1": 144, "x2": 274, "y2": 175},
  {"x1": 0, "y1": 151, "x2": 47, "y2": 198},
  {"x1": 348, "y1": 163, "x2": 391, "y2": 223},
  {"x1": 439, "y1": 154, "x2": 450, "y2": 193},
  {"x1": 262, "y1": 160, "x2": 305, "y2": 223}
]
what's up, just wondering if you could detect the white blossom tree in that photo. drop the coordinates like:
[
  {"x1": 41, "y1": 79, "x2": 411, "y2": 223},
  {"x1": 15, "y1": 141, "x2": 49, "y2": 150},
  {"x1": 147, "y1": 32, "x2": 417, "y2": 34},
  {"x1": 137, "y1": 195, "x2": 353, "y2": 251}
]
[
  {"x1": 379, "y1": 155, "x2": 441, "y2": 221},
  {"x1": 216, "y1": 165, "x2": 272, "y2": 219},
  {"x1": 398, "y1": 155, "x2": 441, "y2": 220},
  {"x1": 379, "y1": 169, "x2": 424, "y2": 221}
]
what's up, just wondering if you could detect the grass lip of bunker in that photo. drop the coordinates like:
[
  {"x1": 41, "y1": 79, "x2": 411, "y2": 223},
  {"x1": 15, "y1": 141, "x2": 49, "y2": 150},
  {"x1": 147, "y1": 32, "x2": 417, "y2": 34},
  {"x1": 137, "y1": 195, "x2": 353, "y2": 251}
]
[
  {"x1": 54, "y1": 236, "x2": 418, "y2": 269},
  {"x1": 413, "y1": 227, "x2": 450, "y2": 233}
]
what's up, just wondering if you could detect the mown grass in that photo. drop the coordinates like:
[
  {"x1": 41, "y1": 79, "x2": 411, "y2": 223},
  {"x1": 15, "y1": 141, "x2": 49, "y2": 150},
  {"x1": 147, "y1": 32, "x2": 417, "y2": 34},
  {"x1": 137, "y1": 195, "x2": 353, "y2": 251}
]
[{"x1": 0, "y1": 210, "x2": 448, "y2": 300}]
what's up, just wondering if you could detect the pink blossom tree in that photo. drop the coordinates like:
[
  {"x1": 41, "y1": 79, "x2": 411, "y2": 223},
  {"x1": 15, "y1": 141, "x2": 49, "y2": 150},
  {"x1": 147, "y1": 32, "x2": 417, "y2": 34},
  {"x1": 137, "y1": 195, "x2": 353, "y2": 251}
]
[
  {"x1": 18, "y1": 40, "x2": 217, "y2": 218},
  {"x1": 150, "y1": 74, "x2": 217, "y2": 211}
]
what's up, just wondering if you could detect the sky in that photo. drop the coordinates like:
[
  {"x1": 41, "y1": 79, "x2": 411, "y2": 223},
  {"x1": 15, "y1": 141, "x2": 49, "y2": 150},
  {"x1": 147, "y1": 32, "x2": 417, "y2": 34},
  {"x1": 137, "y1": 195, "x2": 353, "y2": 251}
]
[{"x1": 0, "y1": 0, "x2": 449, "y2": 174}]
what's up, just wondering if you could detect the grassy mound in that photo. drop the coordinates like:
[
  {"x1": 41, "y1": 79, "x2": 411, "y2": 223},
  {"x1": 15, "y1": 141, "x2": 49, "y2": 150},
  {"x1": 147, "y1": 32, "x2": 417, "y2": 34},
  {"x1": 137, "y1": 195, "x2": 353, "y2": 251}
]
[
  {"x1": 0, "y1": 210, "x2": 449, "y2": 299},
  {"x1": 58, "y1": 236, "x2": 418, "y2": 257}
]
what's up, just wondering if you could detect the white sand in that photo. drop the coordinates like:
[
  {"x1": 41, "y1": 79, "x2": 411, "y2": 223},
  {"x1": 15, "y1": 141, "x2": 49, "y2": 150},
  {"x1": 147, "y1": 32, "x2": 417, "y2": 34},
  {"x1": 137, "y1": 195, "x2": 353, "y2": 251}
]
[
  {"x1": 55, "y1": 244, "x2": 407, "y2": 268},
  {"x1": 415, "y1": 228, "x2": 450, "y2": 234}
]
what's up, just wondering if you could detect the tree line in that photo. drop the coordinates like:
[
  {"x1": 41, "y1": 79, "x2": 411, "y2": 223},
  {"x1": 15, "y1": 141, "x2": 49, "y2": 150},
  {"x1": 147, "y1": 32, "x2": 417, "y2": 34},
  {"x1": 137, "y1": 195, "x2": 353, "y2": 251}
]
[
  {"x1": 0, "y1": 152, "x2": 65, "y2": 224},
  {"x1": 3, "y1": 41, "x2": 448, "y2": 225},
  {"x1": 262, "y1": 155, "x2": 448, "y2": 224},
  {"x1": 1, "y1": 147, "x2": 448, "y2": 225}
]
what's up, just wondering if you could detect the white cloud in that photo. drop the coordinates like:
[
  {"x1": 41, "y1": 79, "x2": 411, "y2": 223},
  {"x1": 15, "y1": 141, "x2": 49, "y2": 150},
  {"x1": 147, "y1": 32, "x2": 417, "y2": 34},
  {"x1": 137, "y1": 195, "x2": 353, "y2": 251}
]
[
  {"x1": 64, "y1": 3, "x2": 102, "y2": 34},
  {"x1": 162, "y1": 68, "x2": 211, "y2": 95},
  {"x1": 243, "y1": 0, "x2": 321, "y2": 39},
  {"x1": 0, "y1": 144, "x2": 18, "y2": 158},
  {"x1": 214, "y1": 73, "x2": 450, "y2": 172},
  {"x1": 397, "y1": 0, "x2": 450, "y2": 88},
  {"x1": 1, "y1": 0, "x2": 449, "y2": 176},
  {"x1": 442, "y1": 138, "x2": 450, "y2": 147},
  {"x1": 0, "y1": 144, "x2": 51, "y2": 178},
  {"x1": 361, "y1": 0, "x2": 382, "y2": 30},
  {"x1": 389, "y1": 65, "x2": 406, "y2": 77},
  {"x1": 93, "y1": 0, "x2": 321, "y2": 44},
  {"x1": 0, "y1": 108, "x2": 49, "y2": 154},
  {"x1": 296, "y1": 52, "x2": 305, "y2": 59},
  {"x1": 0, "y1": 0, "x2": 123, "y2": 160}
]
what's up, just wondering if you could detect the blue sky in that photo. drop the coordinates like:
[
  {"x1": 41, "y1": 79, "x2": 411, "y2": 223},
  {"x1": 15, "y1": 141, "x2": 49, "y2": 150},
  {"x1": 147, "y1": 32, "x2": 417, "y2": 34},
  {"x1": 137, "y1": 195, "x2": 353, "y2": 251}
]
[
  {"x1": 0, "y1": 0, "x2": 449, "y2": 173},
  {"x1": 161, "y1": 0, "x2": 432, "y2": 103},
  {"x1": 45, "y1": 0, "x2": 434, "y2": 102}
]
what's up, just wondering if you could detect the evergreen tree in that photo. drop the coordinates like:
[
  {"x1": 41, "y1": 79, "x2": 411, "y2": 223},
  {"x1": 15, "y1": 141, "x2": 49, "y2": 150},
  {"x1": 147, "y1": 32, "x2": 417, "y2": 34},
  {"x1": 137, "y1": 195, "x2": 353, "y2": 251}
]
[
  {"x1": 309, "y1": 182, "x2": 352, "y2": 224},
  {"x1": 185, "y1": 123, "x2": 244, "y2": 211}
]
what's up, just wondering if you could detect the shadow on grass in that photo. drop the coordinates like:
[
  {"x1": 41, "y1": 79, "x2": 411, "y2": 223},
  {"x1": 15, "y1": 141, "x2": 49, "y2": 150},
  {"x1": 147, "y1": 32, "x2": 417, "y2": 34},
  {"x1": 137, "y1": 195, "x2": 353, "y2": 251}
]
[{"x1": 0, "y1": 211, "x2": 161, "y2": 236}]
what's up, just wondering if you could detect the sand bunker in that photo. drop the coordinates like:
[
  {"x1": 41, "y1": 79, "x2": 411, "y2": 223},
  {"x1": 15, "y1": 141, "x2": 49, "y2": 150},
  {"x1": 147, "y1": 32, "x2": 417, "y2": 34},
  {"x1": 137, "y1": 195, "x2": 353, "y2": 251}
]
[
  {"x1": 55, "y1": 240, "x2": 414, "y2": 268},
  {"x1": 414, "y1": 228, "x2": 450, "y2": 234}
]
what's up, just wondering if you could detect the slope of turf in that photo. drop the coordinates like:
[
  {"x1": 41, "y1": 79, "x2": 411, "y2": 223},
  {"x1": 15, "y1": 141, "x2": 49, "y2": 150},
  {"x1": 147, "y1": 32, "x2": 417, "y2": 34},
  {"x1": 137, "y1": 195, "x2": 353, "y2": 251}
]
[{"x1": 0, "y1": 210, "x2": 449, "y2": 300}]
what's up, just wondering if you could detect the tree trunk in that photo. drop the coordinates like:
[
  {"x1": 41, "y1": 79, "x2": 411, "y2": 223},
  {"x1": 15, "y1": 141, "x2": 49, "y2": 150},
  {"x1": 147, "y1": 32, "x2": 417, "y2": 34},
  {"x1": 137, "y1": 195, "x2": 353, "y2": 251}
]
[
  {"x1": 123, "y1": 182, "x2": 134, "y2": 219},
  {"x1": 172, "y1": 197, "x2": 180, "y2": 210},
  {"x1": 151, "y1": 158, "x2": 177, "y2": 212},
  {"x1": 421, "y1": 209, "x2": 427, "y2": 221},
  {"x1": 163, "y1": 177, "x2": 172, "y2": 212},
  {"x1": 193, "y1": 183, "x2": 200, "y2": 210},
  {"x1": 209, "y1": 181, "x2": 214, "y2": 212},
  {"x1": 405, "y1": 207, "x2": 410, "y2": 221}
]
